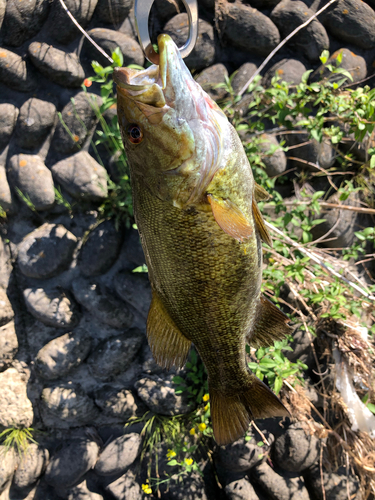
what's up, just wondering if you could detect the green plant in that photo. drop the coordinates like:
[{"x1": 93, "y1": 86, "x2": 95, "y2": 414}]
[
  {"x1": 248, "y1": 338, "x2": 307, "y2": 395},
  {"x1": 173, "y1": 349, "x2": 208, "y2": 404},
  {"x1": 54, "y1": 187, "x2": 72, "y2": 212},
  {"x1": 15, "y1": 188, "x2": 37, "y2": 213},
  {"x1": 0, "y1": 427, "x2": 37, "y2": 456}
]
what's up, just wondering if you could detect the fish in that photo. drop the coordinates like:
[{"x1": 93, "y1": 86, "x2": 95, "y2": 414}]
[{"x1": 113, "y1": 34, "x2": 292, "y2": 446}]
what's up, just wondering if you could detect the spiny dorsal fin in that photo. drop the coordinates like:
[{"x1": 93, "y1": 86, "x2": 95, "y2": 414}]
[
  {"x1": 147, "y1": 293, "x2": 191, "y2": 370},
  {"x1": 254, "y1": 183, "x2": 270, "y2": 202},
  {"x1": 252, "y1": 198, "x2": 272, "y2": 247},
  {"x1": 207, "y1": 193, "x2": 253, "y2": 242},
  {"x1": 247, "y1": 295, "x2": 293, "y2": 348}
]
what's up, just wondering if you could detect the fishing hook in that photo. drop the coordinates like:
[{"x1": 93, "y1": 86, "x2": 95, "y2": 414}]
[{"x1": 134, "y1": 0, "x2": 199, "y2": 63}]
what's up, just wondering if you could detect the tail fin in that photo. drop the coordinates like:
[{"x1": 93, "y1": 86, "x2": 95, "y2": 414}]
[{"x1": 210, "y1": 374, "x2": 289, "y2": 446}]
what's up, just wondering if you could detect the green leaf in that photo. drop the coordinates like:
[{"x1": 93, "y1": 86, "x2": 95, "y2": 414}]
[
  {"x1": 319, "y1": 50, "x2": 330, "y2": 64},
  {"x1": 167, "y1": 460, "x2": 178, "y2": 466},
  {"x1": 274, "y1": 376, "x2": 283, "y2": 395},
  {"x1": 112, "y1": 47, "x2": 123, "y2": 68},
  {"x1": 259, "y1": 358, "x2": 278, "y2": 368}
]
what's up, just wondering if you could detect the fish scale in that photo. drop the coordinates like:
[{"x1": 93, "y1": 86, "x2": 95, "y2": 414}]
[{"x1": 114, "y1": 34, "x2": 292, "y2": 445}]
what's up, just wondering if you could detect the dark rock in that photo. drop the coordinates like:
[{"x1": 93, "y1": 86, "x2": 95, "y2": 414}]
[
  {"x1": 40, "y1": 384, "x2": 98, "y2": 428},
  {"x1": 95, "y1": 433, "x2": 141, "y2": 476},
  {"x1": 196, "y1": 64, "x2": 229, "y2": 102},
  {"x1": 245, "y1": 0, "x2": 281, "y2": 8},
  {"x1": 153, "y1": 0, "x2": 181, "y2": 23},
  {"x1": 231, "y1": 62, "x2": 258, "y2": 95},
  {"x1": 78, "y1": 220, "x2": 124, "y2": 276},
  {"x1": 263, "y1": 58, "x2": 307, "y2": 87},
  {"x1": 322, "y1": 0, "x2": 375, "y2": 49},
  {"x1": 18, "y1": 223, "x2": 77, "y2": 279},
  {"x1": 0, "y1": 48, "x2": 37, "y2": 92},
  {"x1": 251, "y1": 462, "x2": 310, "y2": 500},
  {"x1": 0, "y1": 320, "x2": 18, "y2": 371},
  {"x1": 222, "y1": 3, "x2": 280, "y2": 57},
  {"x1": 312, "y1": 48, "x2": 367, "y2": 85},
  {"x1": 28, "y1": 42, "x2": 85, "y2": 88},
  {"x1": 86, "y1": 29, "x2": 144, "y2": 67},
  {"x1": 286, "y1": 327, "x2": 311, "y2": 363},
  {"x1": 66, "y1": 479, "x2": 104, "y2": 500},
  {"x1": 1, "y1": 0, "x2": 49, "y2": 47},
  {"x1": 51, "y1": 92, "x2": 101, "y2": 154},
  {"x1": 47, "y1": 0, "x2": 98, "y2": 44},
  {"x1": 164, "y1": 14, "x2": 215, "y2": 71},
  {"x1": 304, "y1": 465, "x2": 362, "y2": 500},
  {"x1": 52, "y1": 151, "x2": 108, "y2": 201},
  {"x1": 273, "y1": 423, "x2": 320, "y2": 473},
  {"x1": 12, "y1": 444, "x2": 49, "y2": 490},
  {"x1": 270, "y1": 0, "x2": 329, "y2": 61},
  {"x1": 135, "y1": 374, "x2": 194, "y2": 416},
  {"x1": 284, "y1": 132, "x2": 335, "y2": 172},
  {"x1": 35, "y1": 332, "x2": 92, "y2": 380},
  {"x1": 94, "y1": 387, "x2": 138, "y2": 420},
  {"x1": 0, "y1": 165, "x2": 13, "y2": 213},
  {"x1": 87, "y1": 329, "x2": 144, "y2": 381},
  {"x1": 15, "y1": 98, "x2": 56, "y2": 150},
  {"x1": 0, "y1": 368, "x2": 34, "y2": 427},
  {"x1": 0, "y1": 288, "x2": 14, "y2": 326},
  {"x1": 114, "y1": 269, "x2": 152, "y2": 316},
  {"x1": 94, "y1": 0, "x2": 132, "y2": 24},
  {"x1": 122, "y1": 228, "x2": 146, "y2": 267},
  {"x1": 104, "y1": 468, "x2": 141, "y2": 500},
  {"x1": 0, "y1": 103, "x2": 19, "y2": 150},
  {"x1": 311, "y1": 192, "x2": 359, "y2": 248},
  {"x1": 258, "y1": 134, "x2": 287, "y2": 177},
  {"x1": 8, "y1": 154, "x2": 55, "y2": 211},
  {"x1": 45, "y1": 439, "x2": 100, "y2": 489},
  {"x1": 0, "y1": 446, "x2": 16, "y2": 494},
  {"x1": 26, "y1": 320, "x2": 62, "y2": 356},
  {"x1": 161, "y1": 472, "x2": 209, "y2": 500},
  {"x1": 215, "y1": 429, "x2": 274, "y2": 473},
  {"x1": 72, "y1": 277, "x2": 134, "y2": 329},
  {"x1": 225, "y1": 477, "x2": 260, "y2": 500}
]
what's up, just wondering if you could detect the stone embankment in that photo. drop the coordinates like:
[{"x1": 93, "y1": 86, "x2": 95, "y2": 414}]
[{"x1": 0, "y1": 0, "x2": 373, "y2": 498}]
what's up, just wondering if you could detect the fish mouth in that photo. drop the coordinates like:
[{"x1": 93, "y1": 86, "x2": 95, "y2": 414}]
[{"x1": 113, "y1": 34, "x2": 192, "y2": 110}]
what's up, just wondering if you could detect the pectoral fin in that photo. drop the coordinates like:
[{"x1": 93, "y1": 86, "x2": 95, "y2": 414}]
[
  {"x1": 247, "y1": 295, "x2": 293, "y2": 348},
  {"x1": 147, "y1": 293, "x2": 191, "y2": 370},
  {"x1": 254, "y1": 183, "x2": 270, "y2": 201},
  {"x1": 252, "y1": 198, "x2": 272, "y2": 247},
  {"x1": 207, "y1": 193, "x2": 253, "y2": 242}
]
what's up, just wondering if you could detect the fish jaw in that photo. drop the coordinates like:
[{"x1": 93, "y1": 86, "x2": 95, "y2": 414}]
[{"x1": 114, "y1": 34, "x2": 231, "y2": 208}]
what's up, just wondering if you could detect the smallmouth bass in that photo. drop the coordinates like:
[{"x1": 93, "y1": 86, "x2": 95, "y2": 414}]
[{"x1": 114, "y1": 34, "x2": 292, "y2": 446}]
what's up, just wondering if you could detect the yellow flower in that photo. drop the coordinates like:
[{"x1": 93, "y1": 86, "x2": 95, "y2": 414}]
[
  {"x1": 184, "y1": 458, "x2": 194, "y2": 466},
  {"x1": 198, "y1": 422, "x2": 207, "y2": 432},
  {"x1": 204, "y1": 404, "x2": 209, "y2": 412},
  {"x1": 189, "y1": 428, "x2": 196, "y2": 435},
  {"x1": 142, "y1": 484, "x2": 152, "y2": 494},
  {"x1": 202, "y1": 394, "x2": 210, "y2": 402},
  {"x1": 166, "y1": 449, "x2": 176, "y2": 459}
]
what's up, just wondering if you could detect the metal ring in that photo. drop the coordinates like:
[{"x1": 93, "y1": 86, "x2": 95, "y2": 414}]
[{"x1": 134, "y1": 0, "x2": 198, "y2": 63}]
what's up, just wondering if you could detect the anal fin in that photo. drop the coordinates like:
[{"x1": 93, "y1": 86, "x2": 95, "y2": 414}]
[
  {"x1": 252, "y1": 198, "x2": 272, "y2": 247},
  {"x1": 248, "y1": 295, "x2": 293, "y2": 348},
  {"x1": 207, "y1": 193, "x2": 253, "y2": 242},
  {"x1": 147, "y1": 293, "x2": 191, "y2": 370}
]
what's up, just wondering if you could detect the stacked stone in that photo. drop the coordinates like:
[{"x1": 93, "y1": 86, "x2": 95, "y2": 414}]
[{"x1": 0, "y1": 0, "x2": 373, "y2": 498}]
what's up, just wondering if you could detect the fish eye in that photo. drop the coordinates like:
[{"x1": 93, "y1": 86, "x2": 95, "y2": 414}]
[{"x1": 127, "y1": 124, "x2": 143, "y2": 144}]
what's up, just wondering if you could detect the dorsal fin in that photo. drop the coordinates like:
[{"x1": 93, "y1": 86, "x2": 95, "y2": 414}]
[
  {"x1": 207, "y1": 193, "x2": 253, "y2": 242},
  {"x1": 247, "y1": 295, "x2": 293, "y2": 348},
  {"x1": 252, "y1": 198, "x2": 272, "y2": 247}
]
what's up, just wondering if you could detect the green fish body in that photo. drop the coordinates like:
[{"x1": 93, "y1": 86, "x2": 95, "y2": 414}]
[{"x1": 114, "y1": 35, "x2": 291, "y2": 445}]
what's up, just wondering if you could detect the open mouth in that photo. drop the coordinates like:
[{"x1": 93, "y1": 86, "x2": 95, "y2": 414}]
[{"x1": 113, "y1": 34, "x2": 173, "y2": 96}]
